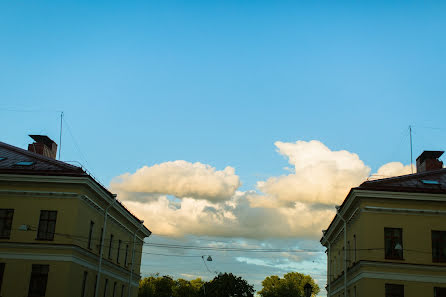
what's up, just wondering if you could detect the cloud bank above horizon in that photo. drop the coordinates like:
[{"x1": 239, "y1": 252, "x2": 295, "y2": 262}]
[{"x1": 110, "y1": 140, "x2": 412, "y2": 239}]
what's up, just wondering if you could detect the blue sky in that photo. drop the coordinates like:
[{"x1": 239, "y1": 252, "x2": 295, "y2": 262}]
[{"x1": 1, "y1": 1, "x2": 446, "y2": 295}]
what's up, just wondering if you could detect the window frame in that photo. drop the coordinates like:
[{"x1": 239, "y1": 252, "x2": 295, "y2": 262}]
[
  {"x1": 435, "y1": 287, "x2": 446, "y2": 297},
  {"x1": 124, "y1": 244, "x2": 129, "y2": 266},
  {"x1": 36, "y1": 210, "x2": 57, "y2": 241},
  {"x1": 103, "y1": 278, "x2": 108, "y2": 297},
  {"x1": 108, "y1": 234, "x2": 114, "y2": 259},
  {"x1": 81, "y1": 271, "x2": 88, "y2": 297},
  {"x1": 98, "y1": 228, "x2": 103, "y2": 252},
  {"x1": 385, "y1": 283, "x2": 404, "y2": 297},
  {"x1": 28, "y1": 264, "x2": 49, "y2": 297},
  {"x1": 0, "y1": 209, "x2": 14, "y2": 239},
  {"x1": 0, "y1": 263, "x2": 5, "y2": 293},
  {"x1": 384, "y1": 228, "x2": 403, "y2": 260},
  {"x1": 117, "y1": 239, "x2": 122, "y2": 263},
  {"x1": 88, "y1": 221, "x2": 94, "y2": 250},
  {"x1": 432, "y1": 230, "x2": 446, "y2": 263},
  {"x1": 121, "y1": 284, "x2": 125, "y2": 297}
]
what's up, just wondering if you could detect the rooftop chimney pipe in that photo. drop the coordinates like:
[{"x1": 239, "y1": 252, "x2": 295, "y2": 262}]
[
  {"x1": 28, "y1": 135, "x2": 58, "y2": 159},
  {"x1": 416, "y1": 151, "x2": 444, "y2": 173}
]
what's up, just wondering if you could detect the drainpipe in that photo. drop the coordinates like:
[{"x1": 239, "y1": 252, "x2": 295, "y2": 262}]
[
  {"x1": 336, "y1": 206, "x2": 347, "y2": 297},
  {"x1": 128, "y1": 220, "x2": 145, "y2": 297},
  {"x1": 94, "y1": 194, "x2": 117, "y2": 297}
]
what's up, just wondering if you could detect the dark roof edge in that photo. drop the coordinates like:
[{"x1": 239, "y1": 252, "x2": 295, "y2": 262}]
[
  {"x1": 361, "y1": 168, "x2": 446, "y2": 186},
  {"x1": 0, "y1": 141, "x2": 82, "y2": 172}
]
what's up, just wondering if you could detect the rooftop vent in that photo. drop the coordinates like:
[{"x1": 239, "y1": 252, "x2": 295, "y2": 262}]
[
  {"x1": 416, "y1": 151, "x2": 444, "y2": 173},
  {"x1": 28, "y1": 135, "x2": 58, "y2": 159}
]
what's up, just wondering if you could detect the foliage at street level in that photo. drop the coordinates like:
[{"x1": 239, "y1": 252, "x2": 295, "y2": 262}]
[
  {"x1": 203, "y1": 273, "x2": 255, "y2": 297},
  {"x1": 138, "y1": 273, "x2": 254, "y2": 297},
  {"x1": 139, "y1": 274, "x2": 204, "y2": 297},
  {"x1": 138, "y1": 272, "x2": 318, "y2": 297},
  {"x1": 258, "y1": 272, "x2": 320, "y2": 297}
]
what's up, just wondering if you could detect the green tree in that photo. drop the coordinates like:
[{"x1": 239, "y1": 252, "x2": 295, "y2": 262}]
[
  {"x1": 203, "y1": 273, "x2": 255, "y2": 297},
  {"x1": 173, "y1": 278, "x2": 204, "y2": 297},
  {"x1": 258, "y1": 272, "x2": 320, "y2": 297},
  {"x1": 138, "y1": 275, "x2": 175, "y2": 297}
]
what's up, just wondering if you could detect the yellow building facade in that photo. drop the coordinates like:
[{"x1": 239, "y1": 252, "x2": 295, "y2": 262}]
[
  {"x1": 0, "y1": 136, "x2": 151, "y2": 297},
  {"x1": 321, "y1": 151, "x2": 446, "y2": 297}
]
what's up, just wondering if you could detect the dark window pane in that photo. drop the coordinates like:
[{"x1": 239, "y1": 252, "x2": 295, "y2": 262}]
[
  {"x1": 385, "y1": 284, "x2": 404, "y2": 297},
  {"x1": 108, "y1": 235, "x2": 113, "y2": 259},
  {"x1": 88, "y1": 221, "x2": 94, "y2": 250},
  {"x1": 103, "y1": 279, "x2": 108, "y2": 297},
  {"x1": 385, "y1": 228, "x2": 403, "y2": 260},
  {"x1": 435, "y1": 287, "x2": 446, "y2": 297},
  {"x1": 81, "y1": 271, "x2": 88, "y2": 297},
  {"x1": 432, "y1": 231, "x2": 446, "y2": 262},
  {"x1": 117, "y1": 240, "x2": 121, "y2": 263},
  {"x1": 37, "y1": 211, "x2": 57, "y2": 241},
  {"x1": 28, "y1": 264, "x2": 49, "y2": 297},
  {"x1": 98, "y1": 228, "x2": 103, "y2": 252},
  {"x1": 0, "y1": 263, "x2": 5, "y2": 292},
  {"x1": 121, "y1": 284, "x2": 125, "y2": 297},
  {"x1": 0, "y1": 209, "x2": 14, "y2": 239},
  {"x1": 124, "y1": 245, "x2": 129, "y2": 266},
  {"x1": 93, "y1": 275, "x2": 97, "y2": 296}
]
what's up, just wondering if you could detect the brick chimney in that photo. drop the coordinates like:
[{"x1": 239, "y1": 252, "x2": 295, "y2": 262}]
[
  {"x1": 416, "y1": 151, "x2": 444, "y2": 173},
  {"x1": 28, "y1": 135, "x2": 58, "y2": 159}
]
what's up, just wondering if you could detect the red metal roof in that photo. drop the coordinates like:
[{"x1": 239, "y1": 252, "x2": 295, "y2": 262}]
[
  {"x1": 0, "y1": 141, "x2": 151, "y2": 235},
  {"x1": 0, "y1": 141, "x2": 84, "y2": 174},
  {"x1": 359, "y1": 168, "x2": 446, "y2": 194}
]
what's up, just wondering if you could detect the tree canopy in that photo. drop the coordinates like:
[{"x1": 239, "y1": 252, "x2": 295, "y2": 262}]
[
  {"x1": 139, "y1": 272, "x2": 319, "y2": 297},
  {"x1": 203, "y1": 273, "x2": 255, "y2": 297},
  {"x1": 258, "y1": 272, "x2": 320, "y2": 297},
  {"x1": 139, "y1": 275, "x2": 204, "y2": 297}
]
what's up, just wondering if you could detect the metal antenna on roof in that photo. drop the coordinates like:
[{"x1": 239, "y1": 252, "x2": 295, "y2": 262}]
[
  {"x1": 58, "y1": 111, "x2": 64, "y2": 160},
  {"x1": 409, "y1": 125, "x2": 413, "y2": 174}
]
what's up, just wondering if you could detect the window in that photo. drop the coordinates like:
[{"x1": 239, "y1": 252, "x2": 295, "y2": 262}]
[
  {"x1": 28, "y1": 264, "x2": 49, "y2": 297},
  {"x1": 353, "y1": 234, "x2": 357, "y2": 263},
  {"x1": 354, "y1": 286, "x2": 356, "y2": 297},
  {"x1": 432, "y1": 231, "x2": 446, "y2": 262},
  {"x1": 81, "y1": 271, "x2": 88, "y2": 297},
  {"x1": 0, "y1": 209, "x2": 14, "y2": 239},
  {"x1": 37, "y1": 211, "x2": 57, "y2": 241},
  {"x1": 121, "y1": 284, "x2": 125, "y2": 297},
  {"x1": 116, "y1": 240, "x2": 122, "y2": 264},
  {"x1": 117, "y1": 240, "x2": 122, "y2": 263},
  {"x1": 98, "y1": 228, "x2": 103, "y2": 252},
  {"x1": 108, "y1": 234, "x2": 114, "y2": 259},
  {"x1": 385, "y1": 228, "x2": 403, "y2": 260},
  {"x1": 93, "y1": 275, "x2": 97, "y2": 296},
  {"x1": 15, "y1": 161, "x2": 34, "y2": 166},
  {"x1": 103, "y1": 279, "x2": 108, "y2": 297},
  {"x1": 124, "y1": 244, "x2": 129, "y2": 266},
  {"x1": 347, "y1": 241, "x2": 350, "y2": 267},
  {"x1": 435, "y1": 287, "x2": 446, "y2": 297},
  {"x1": 0, "y1": 263, "x2": 5, "y2": 293},
  {"x1": 385, "y1": 284, "x2": 404, "y2": 297},
  {"x1": 88, "y1": 221, "x2": 94, "y2": 249},
  {"x1": 422, "y1": 180, "x2": 440, "y2": 185},
  {"x1": 112, "y1": 281, "x2": 117, "y2": 297}
]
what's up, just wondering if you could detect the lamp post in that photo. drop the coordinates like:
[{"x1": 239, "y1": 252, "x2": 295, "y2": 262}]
[{"x1": 304, "y1": 283, "x2": 313, "y2": 297}]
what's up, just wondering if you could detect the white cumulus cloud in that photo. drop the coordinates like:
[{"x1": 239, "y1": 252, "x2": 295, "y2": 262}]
[
  {"x1": 112, "y1": 140, "x2": 414, "y2": 239},
  {"x1": 110, "y1": 160, "x2": 240, "y2": 203},
  {"x1": 375, "y1": 162, "x2": 413, "y2": 178},
  {"x1": 255, "y1": 140, "x2": 371, "y2": 206}
]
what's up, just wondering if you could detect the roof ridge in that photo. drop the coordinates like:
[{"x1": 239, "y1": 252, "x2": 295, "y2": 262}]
[
  {"x1": 362, "y1": 168, "x2": 446, "y2": 186},
  {"x1": 0, "y1": 141, "x2": 83, "y2": 172}
]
